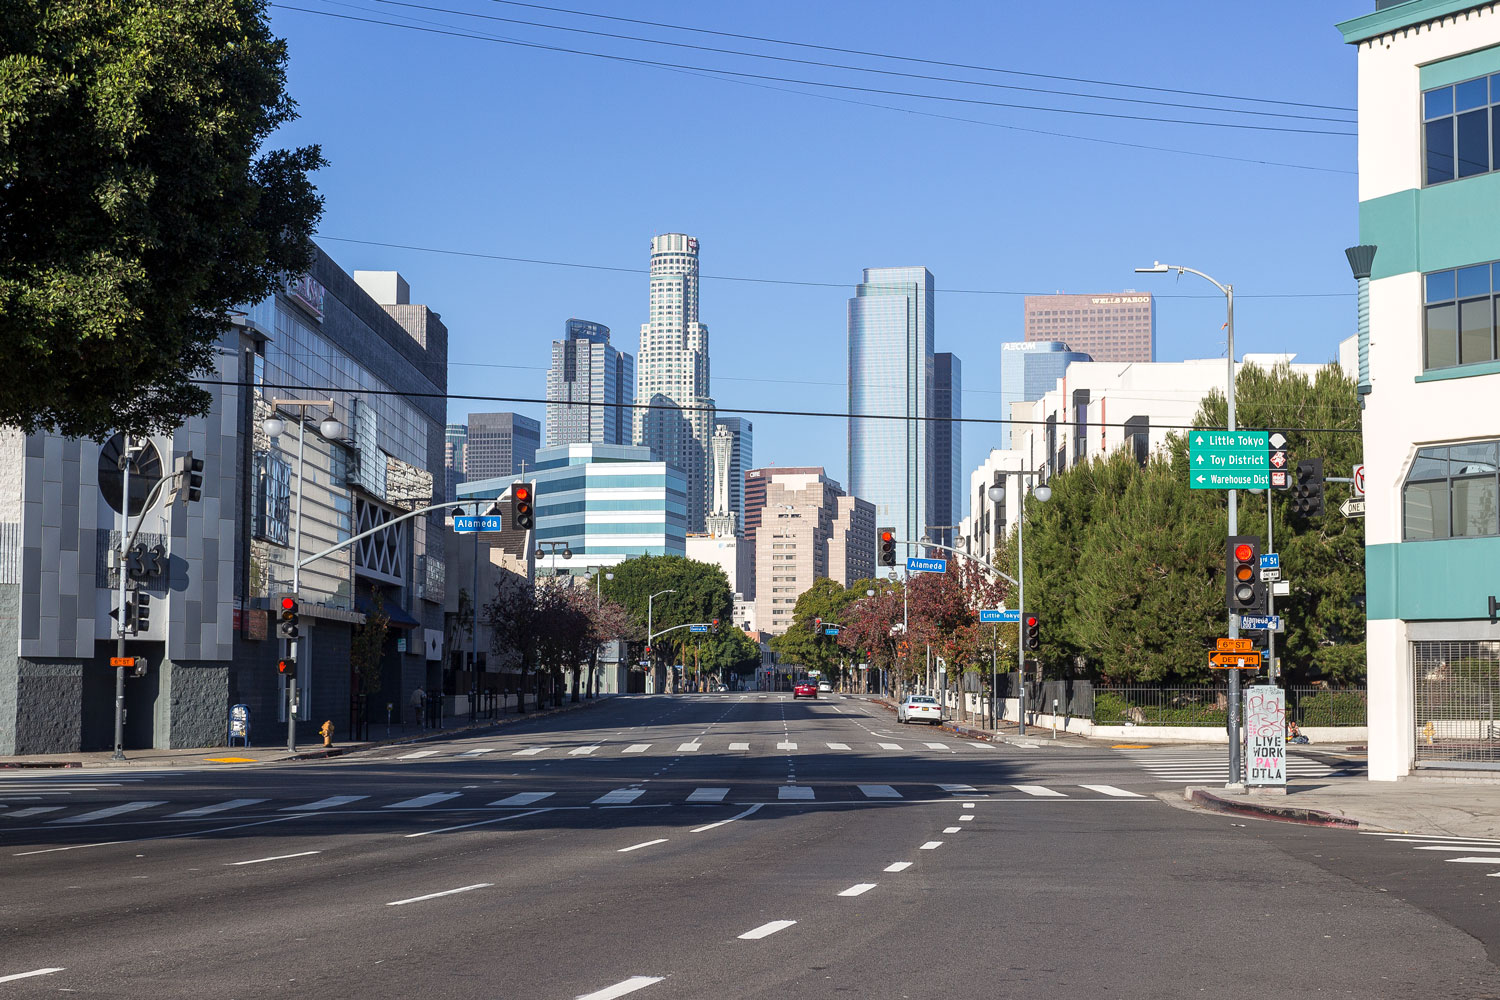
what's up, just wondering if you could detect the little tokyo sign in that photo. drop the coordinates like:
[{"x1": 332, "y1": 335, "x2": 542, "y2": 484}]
[{"x1": 1189, "y1": 431, "x2": 1270, "y2": 490}]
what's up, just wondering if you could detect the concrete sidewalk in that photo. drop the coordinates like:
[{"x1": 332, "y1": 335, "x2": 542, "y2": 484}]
[
  {"x1": 1176, "y1": 779, "x2": 1500, "y2": 840},
  {"x1": 0, "y1": 695, "x2": 613, "y2": 770}
]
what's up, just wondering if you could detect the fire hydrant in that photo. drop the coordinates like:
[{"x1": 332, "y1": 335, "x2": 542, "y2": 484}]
[{"x1": 319, "y1": 720, "x2": 334, "y2": 748}]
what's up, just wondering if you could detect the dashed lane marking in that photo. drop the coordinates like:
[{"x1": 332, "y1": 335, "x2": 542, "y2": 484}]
[
  {"x1": 227, "y1": 850, "x2": 321, "y2": 867},
  {"x1": 884, "y1": 862, "x2": 912, "y2": 872},
  {"x1": 838, "y1": 883, "x2": 877, "y2": 897},
  {"x1": 618, "y1": 839, "x2": 668, "y2": 853},
  {"x1": 386, "y1": 883, "x2": 492, "y2": 906},
  {"x1": 574, "y1": 976, "x2": 665, "y2": 1000},
  {"x1": 739, "y1": 920, "x2": 796, "y2": 940}
]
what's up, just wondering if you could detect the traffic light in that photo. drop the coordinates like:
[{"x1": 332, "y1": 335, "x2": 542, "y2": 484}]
[
  {"x1": 176, "y1": 452, "x2": 205, "y2": 503},
  {"x1": 278, "y1": 657, "x2": 297, "y2": 680},
  {"x1": 711, "y1": 618, "x2": 720, "y2": 634},
  {"x1": 133, "y1": 593, "x2": 151, "y2": 633},
  {"x1": 278, "y1": 596, "x2": 300, "y2": 639},
  {"x1": 878, "y1": 527, "x2": 896, "y2": 567},
  {"x1": 1023, "y1": 614, "x2": 1041, "y2": 651},
  {"x1": 1290, "y1": 458, "x2": 1324, "y2": 518},
  {"x1": 1225, "y1": 535, "x2": 1265, "y2": 614},
  {"x1": 512, "y1": 483, "x2": 534, "y2": 531}
]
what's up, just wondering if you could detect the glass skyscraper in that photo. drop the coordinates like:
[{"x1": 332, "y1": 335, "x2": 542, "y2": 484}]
[
  {"x1": 998, "y1": 342, "x2": 1092, "y2": 448},
  {"x1": 848, "y1": 266, "x2": 935, "y2": 571},
  {"x1": 546, "y1": 318, "x2": 635, "y2": 448},
  {"x1": 932, "y1": 352, "x2": 962, "y2": 550}
]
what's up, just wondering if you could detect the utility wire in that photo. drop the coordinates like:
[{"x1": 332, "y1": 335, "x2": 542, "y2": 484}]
[
  {"x1": 486, "y1": 0, "x2": 1356, "y2": 114},
  {"x1": 273, "y1": 4, "x2": 1354, "y2": 136}
]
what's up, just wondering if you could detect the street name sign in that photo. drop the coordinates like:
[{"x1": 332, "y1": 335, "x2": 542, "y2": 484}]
[
  {"x1": 1189, "y1": 430, "x2": 1270, "y2": 489},
  {"x1": 1238, "y1": 614, "x2": 1282, "y2": 631},
  {"x1": 1340, "y1": 498, "x2": 1366, "y2": 518},
  {"x1": 979, "y1": 609, "x2": 1021, "y2": 623},
  {"x1": 824, "y1": 626, "x2": 840, "y2": 636},
  {"x1": 1215, "y1": 638, "x2": 1253, "y2": 653},
  {"x1": 453, "y1": 515, "x2": 504, "y2": 533},
  {"x1": 1260, "y1": 553, "x2": 1280, "y2": 570},
  {"x1": 1245, "y1": 685, "x2": 1286, "y2": 786},
  {"x1": 110, "y1": 656, "x2": 136, "y2": 668},
  {"x1": 1210, "y1": 652, "x2": 1262, "y2": 668},
  {"x1": 689, "y1": 624, "x2": 709, "y2": 633},
  {"x1": 907, "y1": 556, "x2": 947, "y2": 574}
]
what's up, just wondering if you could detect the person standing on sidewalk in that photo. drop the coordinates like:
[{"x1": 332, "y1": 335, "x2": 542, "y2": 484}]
[{"x1": 410, "y1": 686, "x2": 427, "y2": 730}]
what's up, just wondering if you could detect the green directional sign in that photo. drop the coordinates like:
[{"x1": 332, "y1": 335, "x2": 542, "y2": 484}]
[{"x1": 1189, "y1": 430, "x2": 1269, "y2": 489}]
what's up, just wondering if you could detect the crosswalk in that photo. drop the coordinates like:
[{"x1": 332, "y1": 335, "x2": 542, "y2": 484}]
[
  {"x1": 1360, "y1": 831, "x2": 1500, "y2": 877},
  {"x1": 0, "y1": 781, "x2": 1147, "y2": 829},
  {"x1": 1114, "y1": 747, "x2": 1361, "y2": 782},
  {"x1": 0, "y1": 773, "x2": 174, "y2": 804},
  {"x1": 391, "y1": 738, "x2": 982, "y2": 761}
]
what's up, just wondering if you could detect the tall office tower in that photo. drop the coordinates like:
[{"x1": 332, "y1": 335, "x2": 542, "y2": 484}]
[
  {"x1": 931, "y1": 352, "x2": 962, "y2": 550},
  {"x1": 444, "y1": 423, "x2": 467, "y2": 502},
  {"x1": 465, "y1": 412, "x2": 540, "y2": 480},
  {"x1": 634, "y1": 233, "x2": 715, "y2": 532},
  {"x1": 752, "y1": 469, "x2": 874, "y2": 634},
  {"x1": 848, "y1": 266, "x2": 935, "y2": 573},
  {"x1": 716, "y1": 416, "x2": 753, "y2": 529},
  {"x1": 998, "y1": 342, "x2": 1093, "y2": 448},
  {"x1": 1023, "y1": 292, "x2": 1155, "y2": 362},
  {"x1": 546, "y1": 319, "x2": 635, "y2": 448},
  {"x1": 706, "y1": 424, "x2": 737, "y2": 537}
]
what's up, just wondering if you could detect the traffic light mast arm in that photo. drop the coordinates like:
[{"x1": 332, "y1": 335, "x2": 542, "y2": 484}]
[
  {"x1": 897, "y1": 538, "x2": 1018, "y2": 588},
  {"x1": 648, "y1": 622, "x2": 712, "y2": 645},
  {"x1": 119, "y1": 475, "x2": 178, "y2": 559},
  {"x1": 296, "y1": 497, "x2": 502, "y2": 572}
]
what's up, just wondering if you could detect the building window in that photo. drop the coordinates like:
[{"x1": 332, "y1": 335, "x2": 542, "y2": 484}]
[
  {"x1": 1403, "y1": 440, "x2": 1500, "y2": 540},
  {"x1": 254, "y1": 451, "x2": 292, "y2": 544},
  {"x1": 1423, "y1": 75, "x2": 1500, "y2": 185},
  {"x1": 1424, "y1": 263, "x2": 1499, "y2": 370}
]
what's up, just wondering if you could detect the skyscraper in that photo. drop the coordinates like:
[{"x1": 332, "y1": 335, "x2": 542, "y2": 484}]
[
  {"x1": 848, "y1": 266, "x2": 935, "y2": 571},
  {"x1": 932, "y1": 352, "x2": 962, "y2": 550},
  {"x1": 751, "y1": 468, "x2": 875, "y2": 635},
  {"x1": 998, "y1": 342, "x2": 1092, "y2": 448},
  {"x1": 1024, "y1": 292, "x2": 1155, "y2": 362},
  {"x1": 546, "y1": 319, "x2": 635, "y2": 448},
  {"x1": 634, "y1": 233, "x2": 715, "y2": 532},
  {"x1": 716, "y1": 416, "x2": 752, "y2": 529},
  {"x1": 706, "y1": 424, "x2": 737, "y2": 537},
  {"x1": 465, "y1": 412, "x2": 540, "y2": 480},
  {"x1": 444, "y1": 423, "x2": 467, "y2": 502}
]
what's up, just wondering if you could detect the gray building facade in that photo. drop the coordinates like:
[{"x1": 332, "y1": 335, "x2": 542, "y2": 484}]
[
  {"x1": 998, "y1": 341, "x2": 1092, "y2": 448},
  {"x1": 466, "y1": 412, "x2": 540, "y2": 481},
  {"x1": 546, "y1": 319, "x2": 635, "y2": 448}
]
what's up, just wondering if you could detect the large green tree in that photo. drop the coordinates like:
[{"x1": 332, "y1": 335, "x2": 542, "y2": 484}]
[
  {"x1": 0, "y1": 0, "x2": 324, "y2": 437},
  {"x1": 600, "y1": 555, "x2": 732, "y2": 681}
]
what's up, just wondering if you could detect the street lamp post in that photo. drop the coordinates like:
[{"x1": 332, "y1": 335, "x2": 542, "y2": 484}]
[
  {"x1": 647, "y1": 588, "x2": 675, "y2": 693},
  {"x1": 535, "y1": 540, "x2": 573, "y2": 580},
  {"x1": 262, "y1": 400, "x2": 345, "y2": 753},
  {"x1": 1136, "y1": 261, "x2": 1243, "y2": 789},
  {"x1": 989, "y1": 473, "x2": 1050, "y2": 736}
]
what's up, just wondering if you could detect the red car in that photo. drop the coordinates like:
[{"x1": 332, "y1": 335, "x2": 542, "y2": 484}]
[{"x1": 792, "y1": 680, "x2": 819, "y2": 699}]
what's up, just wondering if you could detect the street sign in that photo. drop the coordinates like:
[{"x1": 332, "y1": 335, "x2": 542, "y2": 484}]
[
  {"x1": 110, "y1": 656, "x2": 135, "y2": 668},
  {"x1": 1215, "y1": 638, "x2": 1253, "y2": 653},
  {"x1": 907, "y1": 556, "x2": 947, "y2": 574},
  {"x1": 824, "y1": 626, "x2": 839, "y2": 636},
  {"x1": 1189, "y1": 430, "x2": 1271, "y2": 489},
  {"x1": 979, "y1": 609, "x2": 1021, "y2": 623},
  {"x1": 1245, "y1": 685, "x2": 1286, "y2": 786},
  {"x1": 1260, "y1": 553, "x2": 1279, "y2": 570},
  {"x1": 1268, "y1": 431, "x2": 1290, "y2": 490},
  {"x1": 1271, "y1": 581, "x2": 1291, "y2": 597},
  {"x1": 1260, "y1": 567, "x2": 1281, "y2": 582},
  {"x1": 1340, "y1": 497, "x2": 1366, "y2": 518},
  {"x1": 1270, "y1": 469, "x2": 1289, "y2": 489},
  {"x1": 1238, "y1": 614, "x2": 1282, "y2": 631},
  {"x1": 689, "y1": 624, "x2": 709, "y2": 633},
  {"x1": 1210, "y1": 651, "x2": 1262, "y2": 668},
  {"x1": 1352, "y1": 464, "x2": 1365, "y2": 497},
  {"x1": 453, "y1": 515, "x2": 504, "y2": 533}
]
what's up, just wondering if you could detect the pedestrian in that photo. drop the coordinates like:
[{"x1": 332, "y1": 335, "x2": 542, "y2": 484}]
[{"x1": 411, "y1": 686, "x2": 426, "y2": 730}]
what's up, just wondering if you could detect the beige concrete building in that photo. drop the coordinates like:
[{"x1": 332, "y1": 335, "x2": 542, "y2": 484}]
[{"x1": 754, "y1": 469, "x2": 876, "y2": 635}]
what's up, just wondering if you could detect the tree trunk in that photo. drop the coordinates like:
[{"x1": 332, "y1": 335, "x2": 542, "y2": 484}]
[
  {"x1": 516, "y1": 663, "x2": 528, "y2": 713},
  {"x1": 570, "y1": 665, "x2": 581, "y2": 703}
]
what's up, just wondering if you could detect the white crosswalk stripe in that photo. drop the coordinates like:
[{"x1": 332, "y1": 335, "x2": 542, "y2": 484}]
[
  {"x1": 827, "y1": 742, "x2": 851, "y2": 750},
  {"x1": 1012, "y1": 785, "x2": 1066, "y2": 797},
  {"x1": 385, "y1": 792, "x2": 462, "y2": 809},
  {"x1": 169, "y1": 798, "x2": 268, "y2": 818},
  {"x1": 398, "y1": 750, "x2": 441, "y2": 760},
  {"x1": 1359, "y1": 832, "x2": 1500, "y2": 876},
  {"x1": 282, "y1": 795, "x2": 367, "y2": 812},
  {"x1": 686, "y1": 788, "x2": 728, "y2": 803},
  {"x1": 623, "y1": 744, "x2": 651, "y2": 754},
  {"x1": 778, "y1": 786, "x2": 815, "y2": 800},
  {"x1": 858, "y1": 784, "x2": 901, "y2": 799},
  {"x1": 938, "y1": 784, "x2": 975, "y2": 793},
  {"x1": 513, "y1": 747, "x2": 550, "y2": 756},
  {"x1": 728, "y1": 742, "x2": 749, "y2": 751},
  {"x1": 677, "y1": 742, "x2": 701, "y2": 752},
  {"x1": 51, "y1": 801, "x2": 166, "y2": 824},
  {"x1": 1078, "y1": 785, "x2": 1145, "y2": 798},
  {"x1": 570, "y1": 745, "x2": 601, "y2": 756},
  {"x1": 777, "y1": 742, "x2": 798, "y2": 750},
  {"x1": 595, "y1": 789, "x2": 644, "y2": 805},
  {"x1": 1115, "y1": 748, "x2": 1349, "y2": 781},
  {"x1": 924, "y1": 742, "x2": 951, "y2": 750},
  {"x1": 2, "y1": 806, "x2": 64, "y2": 818},
  {"x1": 878, "y1": 742, "x2": 903, "y2": 750},
  {"x1": 490, "y1": 792, "x2": 554, "y2": 806},
  {"x1": 461, "y1": 748, "x2": 496, "y2": 756}
]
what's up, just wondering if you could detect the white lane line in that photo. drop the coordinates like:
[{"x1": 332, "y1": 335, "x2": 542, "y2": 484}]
[
  {"x1": 570, "y1": 745, "x2": 601, "y2": 756},
  {"x1": 920, "y1": 841, "x2": 943, "y2": 850},
  {"x1": 0, "y1": 969, "x2": 65, "y2": 985},
  {"x1": 50, "y1": 801, "x2": 165, "y2": 824},
  {"x1": 938, "y1": 784, "x2": 975, "y2": 793},
  {"x1": 281, "y1": 795, "x2": 367, "y2": 812},
  {"x1": 595, "y1": 789, "x2": 645, "y2": 805},
  {"x1": 1382, "y1": 837, "x2": 1500, "y2": 845},
  {"x1": 776, "y1": 742, "x2": 798, "y2": 750},
  {"x1": 838, "y1": 883, "x2": 877, "y2": 897},
  {"x1": 227, "y1": 850, "x2": 321, "y2": 866},
  {"x1": 1417, "y1": 845, "x2": 1500, "y2": 852},
  {"x1": 1362, "y1": 831, "x2": 1500, "y2": 843},
  {"x1": 960, "y1": 815, "x2": 974, "y2": 821},
  {"x1": 728, "y1": 742, "x2": 750, "y2": 751},
  {"x1": 738, "y1": 919, "x2": 796, "y2": 940},
  {"x1": 489, "y1": 792, "x2": 553, "y2": 806},
  {"x1": 3, "y1": 806, "x2": 64, "y2": 818},
  {"x1": 386, "y1": 882, "x2": 493, "y2": 906},
  {"x1": 884, "y1": 862, "x2": 912, "y2": 873},
  {"x1": 169, "y1": 798, "x2": 267, "y2": 818},
  {"x1": 623, "y1": 744, "x2": 651, "y2": 754},
  {"x1": 943, "y1": 826, "x2": 962, "y2": 833},
  {"x1": 618, "y1": 838, "x2": 668, "y2": 853},
  {"x1": 574, "y1": 976, "x2": 665, "y2": 1000},
  {"x1": 1012, "y1": 785, "x2": 1066, "y2": 797},
  {"x1": 514, "y1": 747, "x2": 550, "y2": 756},
  {"x1": 385, "y1": 792, "x2": 462, "y2": 809},
  {"x1": 924, "y1": 742, "x2": 950, "y2": 750},
  {"x1": 398, "y1": 750, "x2": 441, "y2": 759},
  {"x1": 1445, "y1": 857, "x2": 1500, "y2": 864},
  {"x1": 827, "y1": 742, "x2": 851, "y2": 750},
  {"x1": 677, "y1": 742, "x2": 701, "y2": 752},
  {"x1": 406, "y1": 808, "x2": 551, "y2": 838},
  {"x1": 1078, "y1": 785, "x2": 1146, "y2": 798},
  {"x1": 461, "y1": 748, "x2": 496, "y2": 756},
  {"x1": 686, "y1": 788, "x2": 729, "y2": 803},
  {"x1": 858, "y1": 784, "x2": 901, "y2": 799},
  {"x1": 13, "y1": 815, "x2": 299, "y2": 856},
  {"x1": 777, "y1": 786, "x2": 814, "y2": 800},
  {"x1": 877, "y1": 742, "x2": 903, "y2": 750},
  {"x1": 691, "y1": 802, "x2": 763, "y2": 833}
]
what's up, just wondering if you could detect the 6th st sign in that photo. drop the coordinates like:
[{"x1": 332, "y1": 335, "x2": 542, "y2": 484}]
[{"x1": 1189, "y1": 430, "x2": 1270, "y2": 490}]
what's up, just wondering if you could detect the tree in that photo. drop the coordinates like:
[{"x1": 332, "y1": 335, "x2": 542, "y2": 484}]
[
  {"x1": 0, "y1": 1, "x2": 325, "y2": 437},
  {"x1": 350, "y1": 590, "x2": 391, "y2": 698},
  {"x1": 769, "y1": 578, "x2": 853, "y2": 682},
  {"x1": 601, "y1": 555, "x2": 732, "y2": 689},
  {"x1": 484, "y1": 568, "x2": 537, "y2": 711}
]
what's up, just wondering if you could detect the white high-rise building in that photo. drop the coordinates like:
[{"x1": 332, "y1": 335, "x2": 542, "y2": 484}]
[
  {"x1": 635, "y1": 233, "x2": 715, "y2": 532},
  {"x1": 707, "y1": 424, "x2": 736, "y2": 537}
]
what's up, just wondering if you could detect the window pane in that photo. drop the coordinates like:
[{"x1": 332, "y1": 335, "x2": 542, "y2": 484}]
[
  {"x1": 1457, "y1": 77, "x2": 1489, "y2": 111},
  {"x1": 1426, "y1": 269, "x2": 1456, "y2": 303},
  {"x1": 1460, "y1": 297, "x2": 1494, "y2": 364},
  {"x1": 1404, "y1": 480, "x2": 1450, "y2": 540},
  {"x1": 1425, "y1": 86, "x2": 1454, "y2": 119},
  {"x1": 1450, "y1": 440, "x2": 1500, "y2": 474},
  {"x1": 1451, "y1": 476, "x2": 1499, "y2": 536},
  {"x1": 1494, "y1": 108, "x2": 1500, "y2": 176},
  {"x1": 1458, "y1": 264, "x2": 1492, "y2": 298},
  {"x1": 1426, "y1": 302, "x2": 1459, "y2": 369},
  {"x1": 1426, "y1": 119, "x2": 1455, "y2": 183},
  {"x1": 1410, "y1": 447, "x2": 1449, "y2": 481},
  {"x1": 1458, "y1": 109, "x2": 1490, "y2": 176}
]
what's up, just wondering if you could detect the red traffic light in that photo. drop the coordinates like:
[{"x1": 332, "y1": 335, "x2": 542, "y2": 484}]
[
  {"x1": 281, "y1": 596, "x2": 296, "y2": 610},
  {"x1": 1233, "y1": 543, "x2": 1253, "y2": 562},
  {"x1": 880, "y1": 530, "x2": 893, "y2": 542},
  {"x1": 278, "y1": 659, "x2": 292, "y2": 674},
  {"x1": 1026, "y1": 616, "x2": 1038, "y2": 628},
  {"x1": 514, "y1": 485, "x2": 530, "y2": 501}
]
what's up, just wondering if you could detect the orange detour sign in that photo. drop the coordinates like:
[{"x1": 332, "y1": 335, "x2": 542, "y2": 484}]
[{"x1": 1209, "y1": 652, "x2": 1262, "y2": 669}]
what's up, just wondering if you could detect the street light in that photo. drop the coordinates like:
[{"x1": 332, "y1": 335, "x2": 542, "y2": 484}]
[
  {"x1": 988, "y1": 472, "x2": 1050, "y2": 735},
  {"x1": 535, "y1": 540, "x2": 574, "y2": 579},
  {"x1": 647, "y1": 588, "x2": 676, "y2": 692},
  {"x1": 1135, "y1": 259, "x2": 1244, "y2": 788},
  {"x1": 595, "y1": 569, "x2": 615, "y2": 595}
]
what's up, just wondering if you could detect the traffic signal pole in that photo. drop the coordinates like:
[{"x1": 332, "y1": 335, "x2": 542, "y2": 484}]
[
  {"x1": 1225, "y1": 284, "x2": 1244, "y2": 790},
  {"x1": 1267, "y1": 488, "x2": 1277, "y2": 686},
  {"x1": 112, "y1": 435, "x2": 131, "y2": 761}
]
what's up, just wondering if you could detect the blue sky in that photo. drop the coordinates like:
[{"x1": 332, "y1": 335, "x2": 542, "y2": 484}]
[{"x1": 265, "y1": 0, "x2": 1370, "y2": 514}]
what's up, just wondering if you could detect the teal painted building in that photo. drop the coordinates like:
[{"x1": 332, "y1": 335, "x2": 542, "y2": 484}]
[{"x1": 1340, "y1": 1, "x2": 1500, "y2": 779}]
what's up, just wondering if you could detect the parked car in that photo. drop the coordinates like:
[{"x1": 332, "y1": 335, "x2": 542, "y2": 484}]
[
  {"x1": 793, "y1": 680, "x2": 818, "y2": 699},
  {"x1": 897, "y1": 694, "x2": 941, "y2": 724},
  {"x1": 716, "y1": 683, "x2": 729, "y2": 692},
  {"x1": 818, "y1": 682, "x2": 832, "y2": 692}
]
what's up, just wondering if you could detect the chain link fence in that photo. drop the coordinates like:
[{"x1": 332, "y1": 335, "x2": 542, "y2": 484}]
[{"x1": 1090, "y1": 685, "x2": 1367, "y2": 727}]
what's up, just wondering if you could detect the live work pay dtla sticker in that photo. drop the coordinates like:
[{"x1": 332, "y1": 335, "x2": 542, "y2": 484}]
[{"x1": 1188, "y1": 430, "x2": 1270, "y2": 490}]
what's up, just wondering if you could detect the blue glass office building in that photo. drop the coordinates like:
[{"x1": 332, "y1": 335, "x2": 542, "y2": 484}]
[
  {"x1": 998, "y1": 342, "x2": 1092, "y2": 448},
  {"x1": 848, "y1": 266, "x2": 935, "y2": 570}
]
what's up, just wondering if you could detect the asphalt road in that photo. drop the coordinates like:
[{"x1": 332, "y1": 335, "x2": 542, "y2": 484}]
[{"x1": 2, "y1": 693, "x2": 1497, "y2": 999}]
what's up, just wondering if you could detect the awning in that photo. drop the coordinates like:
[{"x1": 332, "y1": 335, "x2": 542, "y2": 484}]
[{"x1": 355, "y1": 596, "x2": 423, "y2": 630}]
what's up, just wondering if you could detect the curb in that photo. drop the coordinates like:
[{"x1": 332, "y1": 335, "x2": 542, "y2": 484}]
[
  {"x1": 0, "y1": 760, "x2": 83, "y2": 769},
  {"x1": 1184, "y1": 785, "x2": 1361, "y2": 829}
]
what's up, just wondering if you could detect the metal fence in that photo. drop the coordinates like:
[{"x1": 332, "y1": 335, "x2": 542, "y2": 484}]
[
  {"x1": 1413, "y1": 640, "x2": 1500, "y2": 769},
  {"x1": 1091, "y1": 685, "x2": 1367, "y2": 727}
]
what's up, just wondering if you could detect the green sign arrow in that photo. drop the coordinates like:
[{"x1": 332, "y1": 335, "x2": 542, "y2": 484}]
[{"x1": 1189, "y1": 430, "x2": 1270, "y2": 490}]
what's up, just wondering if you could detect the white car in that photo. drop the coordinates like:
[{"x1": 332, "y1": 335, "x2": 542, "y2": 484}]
[
  {"x1": 897, "y1": 695, "x2": 941, "y2": 725},
  {"x1": 818, "y1": 682, "x2": 832, "y2": 693}
]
